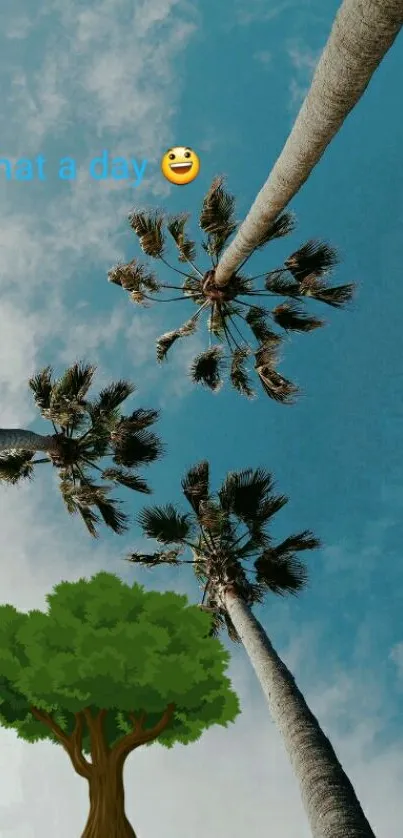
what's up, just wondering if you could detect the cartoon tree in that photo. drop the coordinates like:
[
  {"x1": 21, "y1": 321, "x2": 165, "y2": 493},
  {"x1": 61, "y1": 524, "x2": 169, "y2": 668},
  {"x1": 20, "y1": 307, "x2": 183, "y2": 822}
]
[{"x1": 0, "y1": 572, "x2": 239, "y2": 838}]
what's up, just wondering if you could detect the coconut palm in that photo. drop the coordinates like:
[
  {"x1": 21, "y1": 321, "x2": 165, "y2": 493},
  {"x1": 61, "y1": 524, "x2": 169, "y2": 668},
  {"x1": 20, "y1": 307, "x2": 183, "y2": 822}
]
[
  {"x1": 128, "y1": 461, "x2": 375, "y2": 838},
  {"x1": 108, "y1": 177, "x2": 353, "y2": 403},
  {"x1": 0, "y1": 361, "x2": 163, "y2": 537},
  {"x1": 215, "y1": 0, "x2": 403, "y2": 286}
]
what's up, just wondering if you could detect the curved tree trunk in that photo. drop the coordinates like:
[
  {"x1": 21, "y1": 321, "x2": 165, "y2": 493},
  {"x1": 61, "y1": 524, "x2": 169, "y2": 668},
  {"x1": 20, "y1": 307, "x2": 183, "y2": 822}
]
[
  {"x1": 82, "y1": 755, "x2": 137, "y2": 838},
  {"x1": 0, "y1": 429, "x2": 56, "y2": 453},
  {"x1": 215, "y1": 0, "x2": 403, "y2": 286},
  {"x1": 223, "y1": 587, "x2": 376, "y2": 838}
]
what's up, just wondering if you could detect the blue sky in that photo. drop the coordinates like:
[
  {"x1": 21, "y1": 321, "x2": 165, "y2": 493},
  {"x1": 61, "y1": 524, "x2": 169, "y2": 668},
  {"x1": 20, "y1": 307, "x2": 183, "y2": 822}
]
[{"x1": 0, "y1": 0, "x2": 403, "y2": 835}]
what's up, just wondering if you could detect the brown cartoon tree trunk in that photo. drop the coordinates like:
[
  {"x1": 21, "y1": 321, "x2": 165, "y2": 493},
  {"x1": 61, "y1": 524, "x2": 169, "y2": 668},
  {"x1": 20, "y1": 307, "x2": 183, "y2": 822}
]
[
  {"x1": 82, "y1": 753, "x2": 136, "y2": 838},
  {"x1": 31, "y1": 703, "x2": 175, "y2": 838}
]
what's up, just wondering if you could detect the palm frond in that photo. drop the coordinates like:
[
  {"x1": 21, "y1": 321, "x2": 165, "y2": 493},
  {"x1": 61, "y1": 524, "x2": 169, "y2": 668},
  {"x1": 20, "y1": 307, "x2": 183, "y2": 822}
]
[
  {"x1": 199, "y1": 176, "x2": 236, "y2": 236},
  {"x1": 111, "y1": 425, "x2": 164, "y2": 468},
  {"x1": 51, "y1": 361, "x2": 96, "y2": 403},
  {"x1": 108, "y1": 260, "x2": 160, "y2": 304},
  {"x1": 235, "y1": 530, "x2": 272, "y2": 559},
  {"x1": 77, "y1": 505, "x2": 101, "y2": 538},
  {"x1": 203, "y1": 600, "x2": 241, "y2": 642},
  {"x1": 254, "y1": 212, "x2": 296, "y2": 249},
  {"x1": 254, "y1": 550, "x2": 308, "y2": 595},
  {"x1": 59, "y1": 478, "x2": 102, "y2": 538},
  {"x1": 128, "y1": 210, "x2": 165, "y2": 258},
  {"x1": 255, "y1": 363, "x2": 299, "y2": 404},
  {"x1": 199, "y1": 177, "x2": 237, "y2": 259},
  {"x1": 79, "y1": 425, "x2": 111, "y2": 460},
  {"x1": 254, "y1": 337, "x2": 281, "y2": 369},
  {"x1": 299, "y1": 277, "x2": 355, "y2": 308},
  {"x1": 123, "y1": 408, "x2": 160, "y2": 430},
  {"x1": 43, "y1": 362, "x2": 95, "y2": 430},
  {"x1": 29, "y1": 366, "x2": 53, "y2": 413},
  {"x1": 182, "y1": 276, "x2": 204, "y2": 303},
  {"x1": 181, "y1": 461, "x2": 210, "y2": 514},
  {"x1": 101, "y1": 467, "x2": 150, "y2": 494},
  {"x1": 127, "y1": 548, "x2": 182, "y2": 566},
  {"x1": 230, "y1": 274, "x2": 254, "y2": 296},
  {"x1": 273, "y1": 530, "x2": 321, "y2": 558},
  {"x1": 137, "y1": 504, "x2": 193, "y2": 544},
  {"x1": 198, "y1": 500, "x2": 229, "y2": 535},
  {"x1": 89, "y1": 381, "x2": 135, "y2": 424},
  {"x1": 156, "y1": 318, "x2": 197, "y2": 362},
  {"x1": 94, "y1": 494, "x2": 129, "y2": 534},
  {"x1": 0, "y1": 451, "x2": 36, "y2": 484},
  {"x1": 74, "y1": 481, "x2": 128, "y2": 533},
  {"x1": 272, "y1": 302, "x2": 324, "y2": 332},
  {"x1": 208, "y1": 304, "x2": 226, "y2": 338},
  {"x1": 230, "y1": 347, "x2": 255, "y2": 398},
  {"x1": 167, "y1": 214, "x2": 197, "y2": 263},
  {"x1": 264, "y1": 271, "x2": 300, "y2": 297},
  {"x1": 254, "y1": 494, "x2": 288, "y2": 525},
  {"x1": 285, "y1": 241, "x2": 339, "y2": 281},
  {"x1": 218, "y1": 468, "x2": 274, "y2": 523},
  {"x1": 245, "y1": 307, "x2": 278, "y2": 343},
  {"x1": 190, "y1": 346, "x2": 226, "y2": 391}
]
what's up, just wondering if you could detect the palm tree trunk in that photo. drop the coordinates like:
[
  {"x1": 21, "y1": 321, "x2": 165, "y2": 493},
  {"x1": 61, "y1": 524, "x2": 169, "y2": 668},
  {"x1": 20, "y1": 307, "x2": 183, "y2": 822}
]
[
  {"x1": 215, "y1": 0, "x2": 403, "y2": 286},
  {"x1": 222, "y1": 586, "x2": 376, "y2": 838},
  {"x1": 0, "y1": 429, "x2": 56, "y2": 453}
]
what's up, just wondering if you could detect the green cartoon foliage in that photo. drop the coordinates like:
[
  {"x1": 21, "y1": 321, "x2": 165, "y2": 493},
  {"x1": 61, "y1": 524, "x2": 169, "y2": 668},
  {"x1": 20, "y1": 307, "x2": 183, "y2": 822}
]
[{"x1": 0, "y1": 572, "x2": 240, "y2": 753}]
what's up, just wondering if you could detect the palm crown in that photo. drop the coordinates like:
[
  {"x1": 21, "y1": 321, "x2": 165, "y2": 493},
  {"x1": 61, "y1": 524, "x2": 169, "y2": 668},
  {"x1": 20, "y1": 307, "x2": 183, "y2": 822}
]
[
  {"x1": 128, "y1": 461, "x2": 320, "y2": 639},
  {"x1": 108, "y1": 176, "x2": 354, "y2": 403},
  {"x1": 0, "y1": 362, "x2": 164, "y2": 536}
]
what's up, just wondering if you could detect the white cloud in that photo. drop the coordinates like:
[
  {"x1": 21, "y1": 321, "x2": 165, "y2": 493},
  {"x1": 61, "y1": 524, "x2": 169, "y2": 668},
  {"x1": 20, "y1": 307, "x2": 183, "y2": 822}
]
[
  {"x1": 2, "y1": 0, "x2": 196, "y2": 156},
  {"x1": 234, "y1": 1, "x2": 295, "y2": 27},
  {"x1": 0, "y1": 0, "x2": 205, "y2": 428},
  {"x1": 4, "y1": 15, "x2": 32, "y2": 40},
  {"x1": 287, "y1": 40, "x2": 319, "y2": 110}
]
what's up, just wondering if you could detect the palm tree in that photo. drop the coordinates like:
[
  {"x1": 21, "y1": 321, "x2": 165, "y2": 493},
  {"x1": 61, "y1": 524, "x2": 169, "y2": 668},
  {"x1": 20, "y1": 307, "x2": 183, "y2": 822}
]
[
  {"x1": 128, "y1": 461, "x2": 375, "y2": 838},
  {"x1": 214, "y1": 0, "x2": 403, "y2": 286},
  {"x1": 0, "y1": 361, "x2": 163, "y2": 537},
  {"x1": 109, "y1": 178, "x2": 353, "y2": 403}
]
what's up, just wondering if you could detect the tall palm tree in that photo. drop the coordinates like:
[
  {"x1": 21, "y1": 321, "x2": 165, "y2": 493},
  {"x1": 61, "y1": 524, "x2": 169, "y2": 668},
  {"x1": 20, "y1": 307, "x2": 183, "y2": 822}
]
[
  {"x1": 214, "y1": 0, "x2": 403, "y2": 286},
  {"x1": 109, "y1": 178, "x2": 353, "y2": 402},
  {"x1": 128, "y1": 461, "x2": 375, "y2": 838},
  {"x1": 0, "y1": 361, "x2": 164, "y2": 537}
]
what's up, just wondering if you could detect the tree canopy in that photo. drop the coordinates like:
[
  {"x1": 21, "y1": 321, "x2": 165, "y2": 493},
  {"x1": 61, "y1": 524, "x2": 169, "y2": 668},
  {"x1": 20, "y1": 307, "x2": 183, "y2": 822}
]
[
  {"x1": 0, "y1": 362, "x2": 164, "y2": 537},
  {"x1": 129, "y1": 461, "x2": 319, "y2": 640},
  {"x1": 0, "y1": 572, "x2": 240, "y2": 759},
  {"x1": 108, "y1": 178, "x2": 354, "y2": 401}
]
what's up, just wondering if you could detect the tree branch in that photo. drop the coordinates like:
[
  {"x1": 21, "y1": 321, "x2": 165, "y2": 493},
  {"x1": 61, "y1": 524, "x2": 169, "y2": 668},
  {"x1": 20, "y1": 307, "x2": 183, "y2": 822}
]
[
  {"x1": 112, "y1": 703, "x2": 176, "y2": 762},
  {"x1": 30, "y1": 706, "x2": 92, "y2": 779},
  {"x1": 82, "y1": 707, "x2": 109, "y2": 763}
]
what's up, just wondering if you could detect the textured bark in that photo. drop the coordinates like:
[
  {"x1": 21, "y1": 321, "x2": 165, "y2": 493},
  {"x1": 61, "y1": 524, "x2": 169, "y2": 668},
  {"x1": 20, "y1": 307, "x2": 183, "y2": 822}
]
[
  {"x1": 222, "y1": 588, "x2": 376, "y2": 838},
  {"x1": 215, "y1": 0, "x2": 403, "y2": 285},
  {"x1": 0, "y1": 428, "x2": 56, "y2": 452},
  {"x1": 81, "y1": 756, "x2": 136, "y2": 838}
]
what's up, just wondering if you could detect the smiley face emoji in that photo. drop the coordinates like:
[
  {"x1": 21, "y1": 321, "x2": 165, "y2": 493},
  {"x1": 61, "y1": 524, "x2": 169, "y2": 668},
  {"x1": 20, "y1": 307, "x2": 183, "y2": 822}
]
[{"x1": 161, "y1": 146, "x2": 200, "y2": 185}]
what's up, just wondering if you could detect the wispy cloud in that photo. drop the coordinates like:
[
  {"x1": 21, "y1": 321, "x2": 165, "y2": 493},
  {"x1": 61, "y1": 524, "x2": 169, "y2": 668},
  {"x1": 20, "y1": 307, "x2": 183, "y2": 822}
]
[
  {"x1": 390, "y1": 643, "x2": 403, "y2": 679},
  {"x1": 234, "y1": 1, "x2": 295, "y2": 27},
  {"x1": 0, "y1": 0, "x2": 201, "y2": 430},
  {"x1": 287, "y1": 39, "x2": 319, "y2": 110},
  {"x1": 253, "y1": 50, "x2": 272, "y2": 66}
]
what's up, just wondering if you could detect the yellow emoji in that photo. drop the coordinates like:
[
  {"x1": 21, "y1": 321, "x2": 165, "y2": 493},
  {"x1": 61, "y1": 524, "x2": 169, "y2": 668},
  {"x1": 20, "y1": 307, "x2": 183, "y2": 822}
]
[{"x1": 161, "y1": 146, "x2": 200, "y2": 185}]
